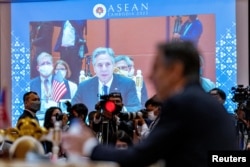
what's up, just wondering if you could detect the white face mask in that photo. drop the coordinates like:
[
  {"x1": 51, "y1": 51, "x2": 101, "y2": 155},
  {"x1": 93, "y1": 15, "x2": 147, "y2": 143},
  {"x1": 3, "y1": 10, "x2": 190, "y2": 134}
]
[
  {"x1": 148, "y1": 111, "x2": 157, "y2": 121},
  {"x1": 38, "y1": 64, "x2": 53, "y2": 77},
  {"x1": 120, "y1": 69, "x2": 129, "y2": 77},
  {"x1": 56, "y1": 70, "x2": 67, "y2": 79}
]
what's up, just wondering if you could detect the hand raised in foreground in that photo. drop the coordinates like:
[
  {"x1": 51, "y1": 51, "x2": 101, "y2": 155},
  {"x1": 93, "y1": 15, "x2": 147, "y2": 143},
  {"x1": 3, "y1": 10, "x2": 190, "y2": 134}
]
[{"x1": 61, "y1": 119, "x2": 97, "y2": 157}]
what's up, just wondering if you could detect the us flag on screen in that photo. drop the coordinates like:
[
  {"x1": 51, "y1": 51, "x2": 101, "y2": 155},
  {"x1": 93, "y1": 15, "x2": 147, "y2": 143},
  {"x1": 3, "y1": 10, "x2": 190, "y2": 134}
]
[
  {"x1": 51, "y1": 71, "x2": 67, "y2": 102},
  {"x1": 0, "y1": 88, "x2": 10, "y2": 129}
]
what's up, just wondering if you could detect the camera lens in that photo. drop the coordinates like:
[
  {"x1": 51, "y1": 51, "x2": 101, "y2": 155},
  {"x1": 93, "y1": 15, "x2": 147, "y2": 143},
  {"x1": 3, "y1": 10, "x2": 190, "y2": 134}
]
[{"x1": 55, "y1": 113, "x2": 64, "y2": 121}]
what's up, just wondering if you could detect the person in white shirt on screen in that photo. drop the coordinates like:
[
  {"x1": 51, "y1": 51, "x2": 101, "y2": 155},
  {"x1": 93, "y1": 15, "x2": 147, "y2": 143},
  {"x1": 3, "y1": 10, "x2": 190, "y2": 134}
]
[
  {"x1": 72, "y1": 47, "x2": 141, "y2": 112},
  {"x1": 54, "y1": 60, "x2": 77, "y2": 98},
  {"x1": 54, "y1": 20, "x2": 88, "y2": 84}
]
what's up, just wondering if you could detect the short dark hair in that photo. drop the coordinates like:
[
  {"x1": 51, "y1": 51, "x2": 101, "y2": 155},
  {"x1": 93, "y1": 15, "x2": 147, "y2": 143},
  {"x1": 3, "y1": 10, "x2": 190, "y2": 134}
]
[
  {"x1": 44, "y1": 107, "x2": 62, "y2": 129},
  {"x1": 23, "y1": 91, "x2": 38, "y2": 103},
  {"x1": 189, "y1": 15, "x2": 198, "y2": 21},
  {"x1": 88, "y1": 111, "x2": 96, "y2": 123},
  {"x1": 209, "y1": 88, "x2": 226, "y2": 101},
  {"x1": 158, "y1": 41, "x2": 200, "y2": 83},
  {"x1": 71, "y1": 103, "x2": 88, "y2": 123},
  {"x1": 109, "y1": 92, "x2": 123, "y2": 102},
  {"x1": 145, "y1": 95, "x2": 162, "y2": 108},
  {"x1": 112, "y1": 130, "x2": 133, "y2": 147}
]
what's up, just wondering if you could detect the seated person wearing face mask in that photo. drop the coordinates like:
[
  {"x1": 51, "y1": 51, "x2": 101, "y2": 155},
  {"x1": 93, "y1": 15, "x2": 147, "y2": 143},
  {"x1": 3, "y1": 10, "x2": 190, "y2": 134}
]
[
  {"x1": 134, "y1": 96, "x2": 162, "y2": 140},
  {"x1": 30, "y1": 52, "x2": 72, "y2": 122}
]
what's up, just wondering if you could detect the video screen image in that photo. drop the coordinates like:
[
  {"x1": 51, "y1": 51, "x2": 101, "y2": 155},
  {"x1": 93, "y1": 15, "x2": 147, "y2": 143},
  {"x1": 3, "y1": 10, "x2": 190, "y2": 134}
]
[
  {"x1": 28, "y1": 15, "x2": 215, "y2": 124},
  {"x1": 11, "y1": 0, "x2": 236, "y2": 126}
]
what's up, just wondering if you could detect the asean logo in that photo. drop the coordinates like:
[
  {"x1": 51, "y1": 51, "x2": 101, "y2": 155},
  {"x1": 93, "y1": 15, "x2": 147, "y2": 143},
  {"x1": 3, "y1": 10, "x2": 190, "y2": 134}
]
[{"x1": 93, "y1": 4, "x2": 106, "y2": 18}]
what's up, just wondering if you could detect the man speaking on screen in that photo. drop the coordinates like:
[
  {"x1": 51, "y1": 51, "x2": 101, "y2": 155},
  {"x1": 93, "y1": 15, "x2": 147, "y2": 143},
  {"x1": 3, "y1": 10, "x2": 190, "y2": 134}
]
[
  {"x1": 63, "y1": 41, "x2": 237, "y2": 167},
  {"x1": 71, "y1": 47, "x2": 141, "y2": 112}
]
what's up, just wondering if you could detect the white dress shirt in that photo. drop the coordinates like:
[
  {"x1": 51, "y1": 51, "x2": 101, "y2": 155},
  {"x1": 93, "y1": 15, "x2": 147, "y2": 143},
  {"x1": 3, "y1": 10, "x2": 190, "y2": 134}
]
[{"x1": 61, "y1": 20, "x2": 75, "y2": 47}]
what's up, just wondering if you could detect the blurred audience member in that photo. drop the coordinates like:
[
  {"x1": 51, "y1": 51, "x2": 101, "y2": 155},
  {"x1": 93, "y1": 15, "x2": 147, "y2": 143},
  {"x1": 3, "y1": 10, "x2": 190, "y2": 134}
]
[
  {"x1": 111, "y1": 130, "x2": 133, "y2": 149},
  {"x1": 67, "y1": 103, "x2": 88, "y2": 125},
  {"x1": 43, "y1": 107, "x2": 68, "y2": 131},
  {"x1": 43, "y1": 107, "x2": 68, "y2": 155},
  {"x1": 88, "y1": 111, "x2": 97, "y2": 129}
]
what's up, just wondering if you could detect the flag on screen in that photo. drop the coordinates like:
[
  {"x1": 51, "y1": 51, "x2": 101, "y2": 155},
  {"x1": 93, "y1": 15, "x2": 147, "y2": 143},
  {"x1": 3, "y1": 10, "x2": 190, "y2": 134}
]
[
  {"x1": 51, "y1": 71, "x2": 67, "y2": 102},
  {"x1": 0, "y1": 88, "x2": 10, "y2": 129}
]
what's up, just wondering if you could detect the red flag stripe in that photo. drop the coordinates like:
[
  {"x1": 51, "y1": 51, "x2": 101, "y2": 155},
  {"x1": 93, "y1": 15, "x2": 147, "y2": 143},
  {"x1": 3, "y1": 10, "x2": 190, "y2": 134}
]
[
  {"x1": 52, "y1": 80, "x2": 67, "y2": 102},
  {"x1": 0, "y1": 88, "x2": 10, "y2": 129}
]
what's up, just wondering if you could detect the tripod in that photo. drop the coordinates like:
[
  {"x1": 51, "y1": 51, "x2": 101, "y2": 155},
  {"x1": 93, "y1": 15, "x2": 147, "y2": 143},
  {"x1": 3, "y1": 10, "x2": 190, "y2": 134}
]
[
  {"x1": 235, "y1": 103, "x2": 249, "y2": 150},
  {"x1": 96, "y1": 114, "x2": 117, "y2": 145}
]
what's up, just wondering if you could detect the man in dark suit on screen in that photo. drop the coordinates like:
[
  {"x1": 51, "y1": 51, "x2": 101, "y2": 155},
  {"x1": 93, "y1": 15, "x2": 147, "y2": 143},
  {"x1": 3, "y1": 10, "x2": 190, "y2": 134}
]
[
  {"x1": 63, "y1": 41, "x2": 237, "y2": 167},
  {"x1": 72, "y1": 47, "x2": 141, "y2": 112},
  {"x1": 30, "y1": 52, "x2": 71, "y2": 123}
]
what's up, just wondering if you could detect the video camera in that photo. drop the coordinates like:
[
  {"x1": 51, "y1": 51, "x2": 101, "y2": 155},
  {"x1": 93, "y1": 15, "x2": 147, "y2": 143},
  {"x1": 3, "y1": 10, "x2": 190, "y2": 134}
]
[
  {"x1": 95, "y1": 92, "x2": 123, "y2": 115},
  {"x1": 118, "y1": 109, "x2": 148, "y2": 121},
  {"x1": 54, "y1": 113, "x2": 67, "y2": 122},
  {"x1": 231, "y1": 84, "x2": 250, "y2": 116},
  {"x1": 231, "y1": 85, "x2": 250, "y2": 104}
]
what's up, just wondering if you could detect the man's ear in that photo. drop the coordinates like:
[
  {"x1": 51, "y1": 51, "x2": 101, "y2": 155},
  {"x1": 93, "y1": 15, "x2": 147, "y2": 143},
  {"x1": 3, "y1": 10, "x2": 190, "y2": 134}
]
[
  {"x1": 171, "y1": 62, "x2": 184, "y2": 79},
  {"x1": 24, "y1": 100, "x2": 28, "y2": 108}
]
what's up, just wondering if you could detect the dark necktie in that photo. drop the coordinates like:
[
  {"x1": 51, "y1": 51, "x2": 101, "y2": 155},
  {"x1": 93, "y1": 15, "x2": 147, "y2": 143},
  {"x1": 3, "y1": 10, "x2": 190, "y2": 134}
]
[
  {"x1": 103, "y1": 85, "x2": 108, "y2": 95},
  {"x1": 44, "y1": 79, "x2": 49, "y2": 102}
]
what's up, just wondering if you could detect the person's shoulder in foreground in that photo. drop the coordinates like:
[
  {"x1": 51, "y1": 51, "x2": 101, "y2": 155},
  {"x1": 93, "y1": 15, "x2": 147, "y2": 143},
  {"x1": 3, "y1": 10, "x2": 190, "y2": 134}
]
[{"x1": 62, "y1": 41, "x2": 238, "y2": 167}]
